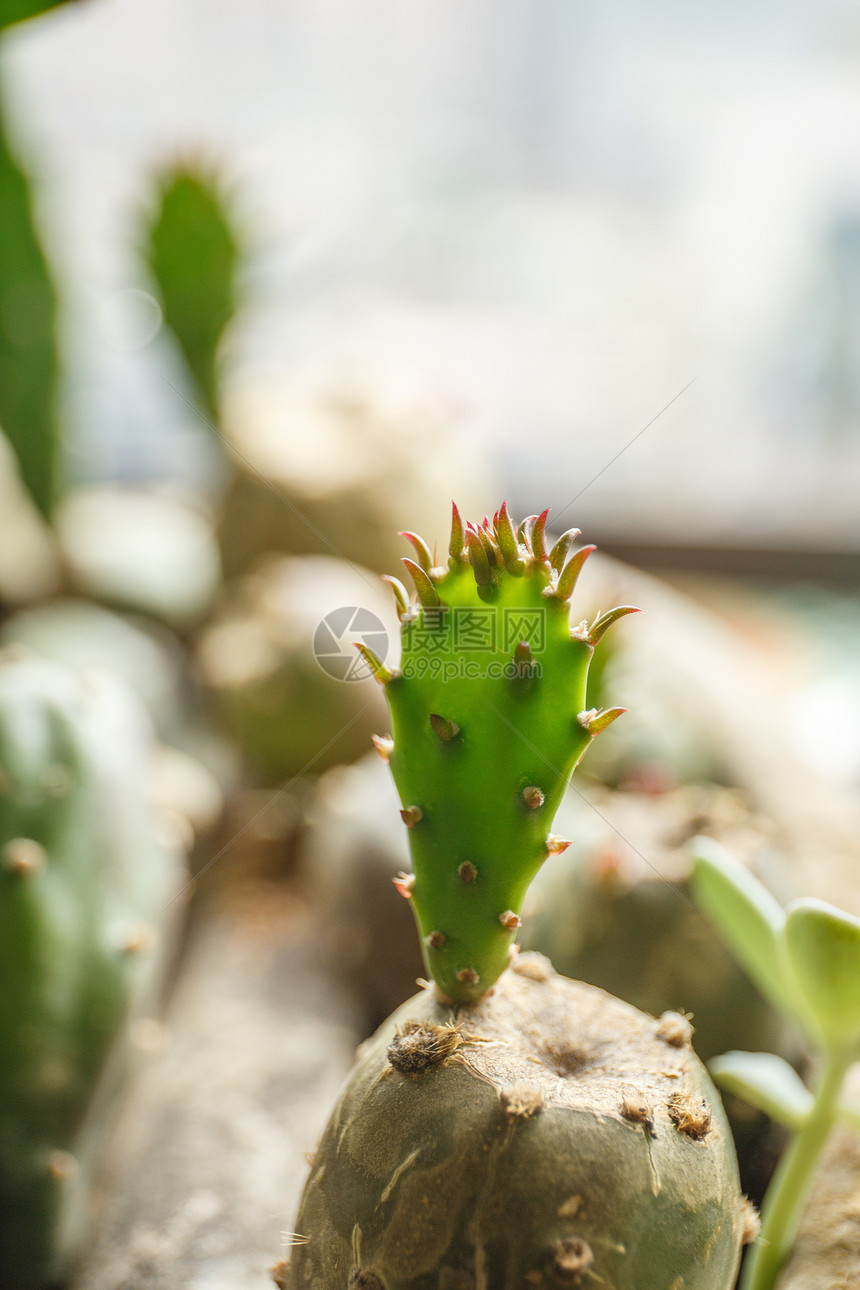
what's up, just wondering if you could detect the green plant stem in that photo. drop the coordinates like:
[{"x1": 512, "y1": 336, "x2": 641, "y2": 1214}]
[{"x1": 742, "y1": 1052, "x2": 850, "y2": 1290}]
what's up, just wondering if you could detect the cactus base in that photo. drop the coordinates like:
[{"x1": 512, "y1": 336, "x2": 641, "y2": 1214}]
[{"x1": 282, "y1": 954, "x2": 747, "y2": 1290}]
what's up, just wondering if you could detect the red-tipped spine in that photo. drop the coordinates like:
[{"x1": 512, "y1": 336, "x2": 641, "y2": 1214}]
[
  {"x1": 549, "y1": 528, "x2": 582, "y2": 573},
  {"x1": 553, "y1": 544, "x2": 597, "y2": 601},
  {"x1": 449, "y1": 502, "x2": 465, "y2": 564},
  {"x1": 531, "y1": 508, "x2": 551, "y2": 565},
  {"x1": 402, "y1": 558, "x2": 441, "y2": 608},
  {"x1": 496, "y1": 500, "x2": 519, "y2": 566},
  {"x1": 355, "y1": 643, "x2": 393, "y2": 685},
  {"x1": 466, "y1": 530, "x2": 492, "y2": 586},
  {"x1": 588, "y1": 605, "x2": 641, "y2": 644},
  {"x1": 382, "y1": 574, "x2": 410, "y2": 618},
  {"x1": 577, "y1": 706, "x2": 627, "y2": 735},
  {"x1": 399, "y1": 530, "x2": 434, "y2": 573}
]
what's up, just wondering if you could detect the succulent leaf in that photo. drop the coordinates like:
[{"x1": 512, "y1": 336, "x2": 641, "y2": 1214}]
[
  {"x1": 709, "y1": 1051, "x2": 813, "y2": 1130},
  {"x1": 784, "y1": 899, "x2": 860, "y2": 1053},
  {"x1": 690, "y1": 837, "x2": 795, "y2": 1021}
]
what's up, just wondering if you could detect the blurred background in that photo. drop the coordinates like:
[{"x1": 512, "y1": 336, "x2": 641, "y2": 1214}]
[
  {"x1": 5, "y1": 0, "x2": 860, "y2": 556},
  {"x1": 3, "y1": 3, "x2": 860, "y2": 1288}
]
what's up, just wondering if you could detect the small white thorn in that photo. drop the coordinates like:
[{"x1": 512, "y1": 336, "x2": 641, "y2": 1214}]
[
  {"x1": 393, "y1": 871, "x2": 415, "y2": 898},
  {"x1": 372, "y1": 734, "x2": 394, "y2": 761}
]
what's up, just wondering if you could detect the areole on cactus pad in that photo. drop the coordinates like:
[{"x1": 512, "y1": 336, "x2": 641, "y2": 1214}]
[{"x1": 360, "y1": 502, "x2": 637, "y2": 1003}]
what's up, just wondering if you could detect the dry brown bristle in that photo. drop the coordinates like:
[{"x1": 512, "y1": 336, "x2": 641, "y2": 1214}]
[
  {"x1": 456, "y1": 967, "x2": 479, "y2": 986},
  {"x1": 425, "y1": 930, "x2": 446, "y2": 950},
  {"x1": 668, "y1": 1091, "x2": 712, "y2": 1140},
  {"x1": 741, "y1": 1196, "x2": 761, "y2": 1245},
  {"x1": 270, "y1": 1259, "x2": 290, "y2": 1289},
  {"x1": 387, "y1": 1021, "x2": 463, "y2": 1074},
  {"x1": 500, "y1": 1083, "x2": 545, "y2": 1120},
  {"x1": 656, "y1": 1010, "x2": 694, "y2": 1048},
  {"x1": 458, "y1": 861, "x2": 478, "y2": 883},
  {"x1": 549, "y1": 1236, "x2": 594, "y2": 1282},
  {"x1": 348, "y1": 1270, "x2": 385, "y2": 1290},
  {"x1": 511, "y1": 951, "x2": 552, "y2": 981},
  {"x1": 620, "y1": 1093, "x2": 654, "y2": 1131}
]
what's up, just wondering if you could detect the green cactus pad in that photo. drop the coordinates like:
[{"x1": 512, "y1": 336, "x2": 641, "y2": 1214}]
[
  {"x1": 368, "y1": 504, "x2": 636, "y2": 1002},
  {"x1": 144, "y1": 161, "x2": 242, "y2": 422},
  {"x1": 284, "y1": 955, "x2": 747, "y2": 1290},
  {"x1": 0, "y1": 652, "x2": 184, "y2": 1288},
  {"x1": 0, "y1": 91, "x2": 60, "y2": 519}
]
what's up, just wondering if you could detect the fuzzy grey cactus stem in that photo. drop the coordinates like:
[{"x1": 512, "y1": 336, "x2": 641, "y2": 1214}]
[{"x1": 362, "y1": 503, "x2": 636, "y2": 1002}]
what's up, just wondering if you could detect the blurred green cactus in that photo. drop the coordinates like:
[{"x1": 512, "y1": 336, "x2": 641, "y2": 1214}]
[
  {"x1": 0, "y1": 652, "x2": 184, "y2": 1288},
  {"x1": 143, "y1": 162, "x2": 242, "y2": 424},
  {"x1": 0, "y1": 80, "x2": 60, "y2": 518},
  {"x1": 0, "y1": 0, "x2": 76, "y2": 31}
]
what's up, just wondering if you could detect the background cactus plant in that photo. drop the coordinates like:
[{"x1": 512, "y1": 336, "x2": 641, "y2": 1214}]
[
  {"x1": 196, "y1": 553, "x2": 393, "y2": 783},
  {"x1": 0, "y1": 65, "x2": 60, "y2": 521},
  {"x1": 0, "y1": 651, "x2": 186, "y2": 1289},
  {"x1": 143, "y1": 161, "x2": 243, "y2": 427}
]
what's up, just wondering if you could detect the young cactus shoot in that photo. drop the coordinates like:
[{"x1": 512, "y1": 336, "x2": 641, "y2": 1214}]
[
  {"x1": 362, "y1": 503, "x2": 637, "y2": 1003},
  {"x1": 691, "y1": 837, "x2": 860, "y2": 1290}
]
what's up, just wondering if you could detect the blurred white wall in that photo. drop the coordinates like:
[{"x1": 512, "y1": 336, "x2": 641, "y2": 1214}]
[{"x1": 6, "y1": 0, "x2": 860, "y2": 546}]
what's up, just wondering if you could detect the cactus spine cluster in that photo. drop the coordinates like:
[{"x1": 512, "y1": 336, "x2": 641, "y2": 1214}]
[
  {"x1": 0, "y1": 652, "x2": 183, "y2": 1289},
  {"x1": 363, "y1": 503, "x2": 636, "y2": 1002}
]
